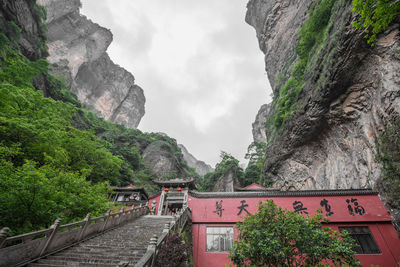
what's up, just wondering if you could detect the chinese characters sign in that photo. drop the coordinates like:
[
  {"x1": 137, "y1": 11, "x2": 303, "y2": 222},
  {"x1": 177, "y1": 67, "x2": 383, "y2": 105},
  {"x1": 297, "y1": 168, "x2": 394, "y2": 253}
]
[{"x1": 209, "y1": 198, "x2": 367, "y2": 218}]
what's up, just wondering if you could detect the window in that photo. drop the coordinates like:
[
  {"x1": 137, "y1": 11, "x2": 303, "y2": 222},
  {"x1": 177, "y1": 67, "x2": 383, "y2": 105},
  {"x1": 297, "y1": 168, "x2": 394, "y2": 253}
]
[
  {"x1": 206, "y1": 227, "x2": 233, "y2": 252},
  {"x1": 339, "y1": 226, "x2": 381, "y2": 254}
]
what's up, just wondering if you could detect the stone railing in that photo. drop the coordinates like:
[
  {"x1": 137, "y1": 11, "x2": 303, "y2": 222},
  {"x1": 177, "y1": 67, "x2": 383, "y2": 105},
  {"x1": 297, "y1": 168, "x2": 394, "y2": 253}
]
[
  {"x1": 135, "y1": 207, "x2": 192, "y2": 267},
  {"x1": 0, "y1": 205, "x2": 148, "y2": 267}
]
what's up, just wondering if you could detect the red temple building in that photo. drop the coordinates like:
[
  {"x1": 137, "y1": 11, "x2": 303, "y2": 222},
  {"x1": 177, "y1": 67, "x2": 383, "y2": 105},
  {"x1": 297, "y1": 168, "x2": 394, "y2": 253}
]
[{"x1": 148, "y1": 181, "x2": 400, "y2": 266}]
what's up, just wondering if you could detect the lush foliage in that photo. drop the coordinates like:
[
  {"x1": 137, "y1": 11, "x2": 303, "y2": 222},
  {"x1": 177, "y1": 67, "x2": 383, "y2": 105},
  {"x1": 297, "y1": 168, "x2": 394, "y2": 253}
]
[
  {"x1": 229, "y1": 200, "x2": 360, "y2": 267},
  {"x1": 155, "y1": 233, "x2": 190, "y2": 267},
  {"x1": 200, "y1": 152, "x2": 244, "y2": 191},
  {"x1": 0, "y1": 33, "x2": 114, "y2": 234},
  {"x1": 352, "y1": 0, "x2": 400, "y2": 45},
  {"x1": 0, "y1": 160, "x2": 111, "y2": 236},
  {"x1": 376, "y1": 121, "x2": 400, "y2": 212},
  {"x1": 269, "y1": 0, "x2": 336, "y2": 130},
  {"x1": 0, "y1": 14, "x2": 197, "y2": 234}
]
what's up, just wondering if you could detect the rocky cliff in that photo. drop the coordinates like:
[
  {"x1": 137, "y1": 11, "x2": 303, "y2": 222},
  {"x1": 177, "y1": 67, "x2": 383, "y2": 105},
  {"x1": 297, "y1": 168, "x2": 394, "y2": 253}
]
[
  {"x1": 252, "y1": 103, "x2": 270, "y2": 143},
  {"x1": 0, "y1": 0, "x2": 46, "y2": 60},
  {"x1": 37, "y1": 0, "x2": 145, "y2": 128},
  {"x1": 178, "y1": 144, "x2": 214, "y2": 176},
  {"x1": 246, "y1": 0, "x2": 400, "y2": 206}
]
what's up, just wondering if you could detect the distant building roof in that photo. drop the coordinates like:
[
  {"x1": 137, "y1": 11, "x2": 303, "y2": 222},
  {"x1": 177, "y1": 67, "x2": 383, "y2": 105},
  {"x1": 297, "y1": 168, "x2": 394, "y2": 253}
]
[
  {"x1": 234, "y1": 183, "x2": 280, "y2": 191},
  {"x1": 112, "y1": 184, "x2": 149, "y2": 199},
  {"x1": 153, "y1": 178, "x2": 196, "y2": 189}
]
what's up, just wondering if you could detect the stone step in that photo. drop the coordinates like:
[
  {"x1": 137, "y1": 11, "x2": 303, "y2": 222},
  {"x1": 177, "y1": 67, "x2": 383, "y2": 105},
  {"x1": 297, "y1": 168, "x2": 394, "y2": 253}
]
[
  {"x1": 29, "y1": 263, "x2": 66, "y2": 267},
  {"x1": 29, "y1": 216, "x2": 172, "y2": 266},
  {"x1": 58, "y1": 250, "x2": 145, "y2": 257},
  {"x1": 36, "y1": 257, "x2": 121, "y2": 265},
  {"x1": 50, "y1": 253, "x2": 144, "y2": 262},
  {"x1": 30, "y1": 262, "x2": 117, "y2": 267}
]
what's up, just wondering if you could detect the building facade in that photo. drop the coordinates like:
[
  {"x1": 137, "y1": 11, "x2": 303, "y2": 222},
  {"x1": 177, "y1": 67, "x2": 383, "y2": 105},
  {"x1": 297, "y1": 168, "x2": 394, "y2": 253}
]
[{"x1": 148, "y1": 186, "x2": 400, "y2": 266}]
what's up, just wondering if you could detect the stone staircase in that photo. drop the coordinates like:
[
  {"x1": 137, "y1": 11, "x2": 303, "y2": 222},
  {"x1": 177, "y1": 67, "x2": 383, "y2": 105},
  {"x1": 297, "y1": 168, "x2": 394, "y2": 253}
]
[{"x1": 28, "y1": 216, "x2": 173, "y2": 267}]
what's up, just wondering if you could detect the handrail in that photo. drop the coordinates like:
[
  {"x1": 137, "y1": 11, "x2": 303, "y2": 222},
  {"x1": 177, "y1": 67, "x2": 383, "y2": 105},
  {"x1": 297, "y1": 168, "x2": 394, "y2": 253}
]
[
  {"x1": 134, "y1": 206, "x2": 192, "y2": 267},
  {"x1": 0, "y1": 205, "x2": 148, "y2": 267}
]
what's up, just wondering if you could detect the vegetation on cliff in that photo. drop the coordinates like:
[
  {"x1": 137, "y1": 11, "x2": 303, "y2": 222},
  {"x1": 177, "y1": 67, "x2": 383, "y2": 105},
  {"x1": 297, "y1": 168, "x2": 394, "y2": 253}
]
[
  {"x1": 269, "y1": 0, "x2": 336, "y2": 131},
  {"x1": 266, "y1": 0, "x2": 400, "y2": 132},
  {"x1": 229, "y1": 200, "x2": 359, "y2": 266},
  {"x1": 0, "y1": 6, "x2": 197, "y2": 235},
  {"x1": 352, "y1": 0, "x2": 400, "y2": 45},
  {"x1": 243, "y1": 142, "x2": 270, "y2": 187},
  {"x1": 200, "y1": 152, "x2": 244, "y2": 191},
  {"x1": 200, "y1": 146, "x2": 271, "y2": 191},
  {"x1": 376, "y1": 121, "x2": 400, "y2": 217}
]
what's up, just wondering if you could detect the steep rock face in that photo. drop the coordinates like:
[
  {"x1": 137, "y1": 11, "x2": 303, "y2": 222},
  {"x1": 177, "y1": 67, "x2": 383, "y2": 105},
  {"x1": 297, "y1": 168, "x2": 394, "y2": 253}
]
[
  {"x1": 38, "y1": 0, "x2": 145, "y2": 128},
  {"x1": 142, "y1": 141, "x2": 184, "y2": 179},
  {"x1": 178, "y1": 144, "x2": 214, "y2": 176},
  {"x1": 212, "y1": 170, "x2": 238, "y2": 192},
  {"x1": 252, "y1": 103, "x2": 270, "y2": 143},
  {"x1": 246, "y1": 0, "x2": 400, "y2": 200},
  {"x1": 0, "y1": 0, "x2": 46, "y2": 60}
]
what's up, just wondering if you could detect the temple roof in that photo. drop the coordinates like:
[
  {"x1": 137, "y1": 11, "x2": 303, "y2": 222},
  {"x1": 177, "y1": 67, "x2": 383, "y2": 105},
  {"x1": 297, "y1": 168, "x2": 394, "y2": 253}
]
[
  {"x1": 153, "y1": 178, "x2": 196, "y2": 189},
  {"x1": 112, "y1": 184, "x2": 149, "y2": 199},
  {"x1": 189, "y1": 188, "x2": 377, "y2": 198}
]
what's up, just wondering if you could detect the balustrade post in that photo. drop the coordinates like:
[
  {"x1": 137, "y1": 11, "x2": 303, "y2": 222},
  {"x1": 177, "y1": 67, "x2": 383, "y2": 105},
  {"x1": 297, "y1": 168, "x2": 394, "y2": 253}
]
[
  {"x1": 148, "y1": 234, "x2": 158, "y2": 267},
  {"x1": 78, "y1": 213, "x2": 91, "y2": 241},
  {"x1": 0, "y1": 227, "x2": 10, "y2": 249},
  {"x1": 163, "y1": 223, "x2": 170, "y2": 234},
  {"x1": 101, "y1": 209, "x2": 111, "y2": 232},
  {"x1": 40, "y1": 218, "x2": 61, "y2": 256},
  {"x1": 117, "y1": 208, "x2": 124, "y2": 225},
  {"x1": 173, "y1": 216, "x2": 178, "y2": 232},
  {"x1": 128, "y1": 206, "x2": 134, "y2": 221}
]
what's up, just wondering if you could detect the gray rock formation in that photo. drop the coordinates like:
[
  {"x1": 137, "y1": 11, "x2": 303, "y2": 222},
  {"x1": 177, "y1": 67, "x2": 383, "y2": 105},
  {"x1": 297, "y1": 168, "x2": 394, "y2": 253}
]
[
  {"x1": 178, "y1": 144, "x2": 214, "y2": 176},
  {"x1": 212, "y1": 170, "x2": 237, "y2": 192},
  {"x1": 38, "y1": 0, "x2": 145, "y2": 128},
  {"x1": 252, "y1": 103, "x2": 270, "y2": 143},
  {"x1": 142, "y1": 141, "x2": 183, "y2": 179},
  {"x1": 0, "y1": 0, "x2": 47, "y2": 60},
  {"x1": 246, "y1": 0, "x2": 400, "y2": 198}
]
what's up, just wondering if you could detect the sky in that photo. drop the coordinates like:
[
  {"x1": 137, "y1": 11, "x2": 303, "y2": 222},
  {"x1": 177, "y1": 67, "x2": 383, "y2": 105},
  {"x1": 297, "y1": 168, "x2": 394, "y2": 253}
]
[{"x1": 81, "y1": 0, "x2": 271, "y2": 167}]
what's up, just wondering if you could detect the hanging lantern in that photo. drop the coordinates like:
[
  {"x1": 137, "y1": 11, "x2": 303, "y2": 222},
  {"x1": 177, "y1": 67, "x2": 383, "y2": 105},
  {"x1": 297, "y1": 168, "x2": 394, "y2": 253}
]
[
  {"x1": 177, "y1": 187, "x2": 182, "y2": 194},
  {"x1": 164, "y1": 188, "x2": 169, "y2": 194}
]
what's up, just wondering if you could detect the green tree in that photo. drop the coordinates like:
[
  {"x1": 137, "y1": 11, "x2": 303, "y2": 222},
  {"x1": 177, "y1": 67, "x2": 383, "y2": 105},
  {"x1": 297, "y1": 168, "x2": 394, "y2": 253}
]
[
  {"x1": 242, "y1": 142, "x2": 269, "y2": 187},
  {"x1": 352, "y1": 0, "x2": 400, "y2": 45},
  {"x1": 201, "y1": 152, "x2": 243, "y2": 191},
  {"x1": 229, "y1": 200, "x2": 360, "y2": 267},
  {"x1": 244, "y1": 142, "x2": 267, "y2": 166},
  {"x1": 0, "y1": 159, "x2": 112, "y2": 235},
  {"x1": 376, "y1": 121, "x2": 400, "y2": 212}
]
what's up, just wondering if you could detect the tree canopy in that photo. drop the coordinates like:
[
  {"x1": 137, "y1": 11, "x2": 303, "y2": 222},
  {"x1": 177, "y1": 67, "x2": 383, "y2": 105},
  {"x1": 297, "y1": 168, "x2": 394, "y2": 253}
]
[
  {"x1": 229, "y1": 200, "x2": 360, "y2": 267},
  {"x1": 200, "y1": 151, "x2": 244, "y2": 191}
]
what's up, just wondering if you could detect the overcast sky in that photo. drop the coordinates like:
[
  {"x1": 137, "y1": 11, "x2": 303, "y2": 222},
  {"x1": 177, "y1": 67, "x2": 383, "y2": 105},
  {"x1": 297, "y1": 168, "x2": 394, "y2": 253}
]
[{"x1": 81, "y1": 0, "x2": 271, "y2": 167}]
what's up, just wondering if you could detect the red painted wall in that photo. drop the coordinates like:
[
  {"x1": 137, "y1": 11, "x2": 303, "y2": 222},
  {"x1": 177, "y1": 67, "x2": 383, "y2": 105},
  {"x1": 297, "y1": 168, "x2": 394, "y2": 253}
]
[
  {"x1": 192, "y1": 223, "x2": 237, "y2": 267},
  {"x1": 148, "y1": 193, "x2": 161, "y2": 215},
  {"x1": 188, "y1": 193, "x2": 400, "y2": 267},
  {"x1": 188, "y1": 194, "x2": 391, "y2": 223},
  {"x1": 329, "y1": 223, "x2": 399, "y2": 267}
]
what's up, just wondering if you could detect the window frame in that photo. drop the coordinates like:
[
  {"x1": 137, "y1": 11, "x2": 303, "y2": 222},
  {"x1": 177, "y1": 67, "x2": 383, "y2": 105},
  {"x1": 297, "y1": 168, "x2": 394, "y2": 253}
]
[
  {"x1": 339, "y1": 226, "x2": 381, "y2": 254},
  {"x1": 206, "y1": 226, "x2": 234, "y2": 253}
]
